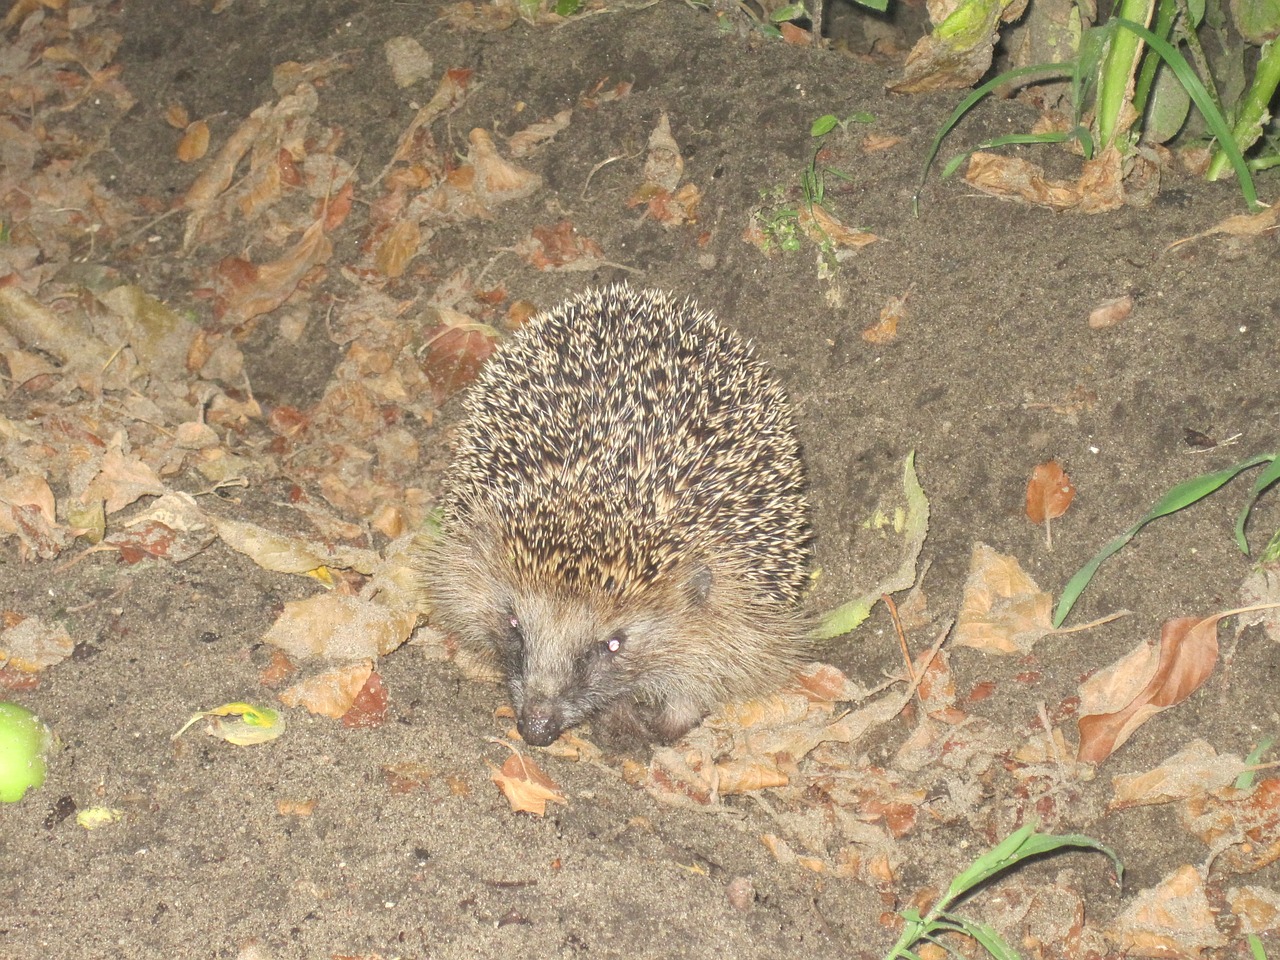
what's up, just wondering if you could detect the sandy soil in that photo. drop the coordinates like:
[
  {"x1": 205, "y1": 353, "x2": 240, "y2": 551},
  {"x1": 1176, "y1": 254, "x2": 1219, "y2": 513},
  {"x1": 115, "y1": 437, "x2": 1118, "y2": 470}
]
[{"x1": 1, "y1": 1, "x2": 1278, "y2": 958}]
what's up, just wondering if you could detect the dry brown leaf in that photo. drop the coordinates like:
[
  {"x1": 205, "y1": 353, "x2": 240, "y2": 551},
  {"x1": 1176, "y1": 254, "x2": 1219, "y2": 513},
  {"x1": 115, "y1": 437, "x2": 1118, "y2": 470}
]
[
  {"x1": 341, "y1": 671, "x2": 388, "y2": 728},
  {"x1": 384, "y1": 35, "x2": 433, "y2": 89},
  {"x1": 165, "y1": 103, "x2": 190, "y2": 128},
  {"x1": 374, "y1": 220, "x2": 422, "y2": 279},
  {"x1": 0, "y1": 285, "x2": 116, "y2": 372},
  {"x1": 514, "y1": 220, "x2": 610, "y2": 271},
  {"x1": 1109, "y1": 740, "x2": 1251, "y2": 809},
  {"x1": 887, "y1": 27, "x2": 1000, "y2": 94},
  {"x1": 1186, "y1": 777, "x2": 1280, "y2": 873},
  {"x1": 215, "y1": 216, "x2": 333, "y2": 328},
  {"x1": 177, "y1": 120, "x2": 210, "y2": 163},
  {"x1": 279, "y1": 660, "x2": 374, "y2": 718},
  {"x1": 798, "y1": 203, "x2": 880, "y2": 250},
  {"x1": 1107, "y1": 865, "x2": 1226, "y2": 955},
  {"x1": 628, "y1": 182, "x2": 702, "y2": 226},
  {"x1": 863, "y1": 289, "x2": 911, "y2": 344},
  {"x1": 954, "y1": 543, "x2": 1053, "y2": 653},
  {"x1": 862, "y1": 134, "x2": 903, "y2": 153},
  {"x1": 579, "y1": 78, "x2": 633, "y2": 109},
  {"x1": 964, "y1": 153, "x2": 1082, "y2": 209},
  {"x1": 421, "y1": 308, "x2": 500, "y2": 403},
  {"x1": 1025, "y1": 460, "x2": 1075, "y2": 523},
  {"x1": 0, "y1": 614, "x2": 73, "y2": 672},
  {"x1": 490, "y1": 751, "x2": 567, "y2": 815},
  {"x1": 466, "y1": 127, "x2": 542, "y2": 202},
  {"x1": 1229, "y1": 885, "x2": 1280, "y2": 934},
  {"x1": 380, "y1": 68, "x2": 473, "y2": 178},
  {"x1": 1088, "y1": 293, "x2": 1134, "y2": 329},
  {"x1": 1078, "y1": 614, "x2": 1221, "y2": 764},
  {"x1": 382, "y1": 762, "x2": 433, "y2": 795},
  {"x1": 507, "y1": 108, "x2": 573, "y2": 157},
  {"x1": 80, "y1": 445, "x2": 166, "y2": 516},
  {"x1": 108, "y1": 492, "x2": 217, "y2": 562},
  {"x1": 262, "y1": 594, "x2": 417, "y2": 661},
  {"x1": 0, "y1": 474, "x2": 63, "y2": 561},
  {"x1": 642, "y1": 112, "x2": 684, "y2": 192},
  {"x1": 1166, "y1": 205, "x2": 1280, "y2": 252}
]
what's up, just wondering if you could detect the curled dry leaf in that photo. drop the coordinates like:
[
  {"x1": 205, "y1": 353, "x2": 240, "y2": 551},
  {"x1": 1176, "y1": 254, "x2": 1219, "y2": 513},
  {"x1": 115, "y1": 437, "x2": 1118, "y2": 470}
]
[
  {"x1": 954, "y1": 543, "x2": 1053, "y2": 653},
  {"x1": 1077, "y1": 614, "x2": 1221, "y2": 765},
  {"x1": 263, "y1": 594, "x2": 418, "y2": 661},
  {"x1": 1025, "y1": 460, "x2": 1075, "y2": 524},
  {"x1": 1107, "y1": 865, "x2": 1227, "y2": 955},
  {"x1": 628, "y1": 182, "x2": 702, "y2": 227},
  {"x1": 490, "y1": 751, "x2": 567, "y2": 815},
  {"x1": 1166, "y1": 205, "x2": 1279, "y2": 252},
  {"x1": 964, "y1": 147, "x2": 1128, "y2": 213},
  {"x1": 465, "y1": 127, "x2": 542, "y2": 203},
  {"x1": 279, "y1": 660, "x2": 374, "y2": 718}
]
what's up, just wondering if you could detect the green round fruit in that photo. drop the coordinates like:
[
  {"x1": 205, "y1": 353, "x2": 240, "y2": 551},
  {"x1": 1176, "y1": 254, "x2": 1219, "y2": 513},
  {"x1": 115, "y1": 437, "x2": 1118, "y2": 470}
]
[{"x1": 0, "y1": 702, "x2": 51, "y2": 802}]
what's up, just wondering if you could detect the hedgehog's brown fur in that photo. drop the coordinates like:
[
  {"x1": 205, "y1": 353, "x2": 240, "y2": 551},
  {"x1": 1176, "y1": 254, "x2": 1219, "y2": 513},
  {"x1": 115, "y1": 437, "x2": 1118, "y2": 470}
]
[{"x1": 421, "y1": 284, "x2": 812, "y2": 748}]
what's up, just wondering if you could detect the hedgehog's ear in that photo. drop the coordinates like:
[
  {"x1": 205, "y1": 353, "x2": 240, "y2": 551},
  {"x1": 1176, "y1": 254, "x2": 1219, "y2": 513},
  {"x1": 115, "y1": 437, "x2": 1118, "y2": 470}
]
[{"x1": 683, "y1": 562, "x2": 713, "y2": 606}]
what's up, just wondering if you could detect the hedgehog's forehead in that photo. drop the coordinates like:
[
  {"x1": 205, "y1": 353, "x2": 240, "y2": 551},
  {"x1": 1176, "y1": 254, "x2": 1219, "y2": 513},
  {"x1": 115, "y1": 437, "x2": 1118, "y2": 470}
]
[{"x1": 505, "y1": 517, "x2": 680, "y2": 602}]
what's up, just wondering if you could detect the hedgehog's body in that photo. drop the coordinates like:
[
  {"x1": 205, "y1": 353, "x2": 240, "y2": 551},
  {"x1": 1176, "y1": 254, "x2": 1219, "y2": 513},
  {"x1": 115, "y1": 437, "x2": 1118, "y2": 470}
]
[{"x1": 423, "y1": 284, "x2": 812, "y2": 747}]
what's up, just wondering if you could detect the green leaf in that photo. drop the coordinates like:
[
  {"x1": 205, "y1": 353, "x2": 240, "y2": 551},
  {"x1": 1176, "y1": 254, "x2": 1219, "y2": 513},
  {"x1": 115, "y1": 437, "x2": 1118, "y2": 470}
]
[
  {"x1": 770, "y1": 2, "x2": 807, "y2": 21},
  {"x1": 811, "y1": 114, "x2": 840, "y2": 137}
]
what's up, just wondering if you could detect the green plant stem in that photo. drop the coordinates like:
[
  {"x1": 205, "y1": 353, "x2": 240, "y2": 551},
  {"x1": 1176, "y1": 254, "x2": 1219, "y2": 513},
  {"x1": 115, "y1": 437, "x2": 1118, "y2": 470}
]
[
  {"x1": 1097, "y1": 0, "x2": 1157, "y2": 149},
  {"x1": 1207, "y1": 39, "x2": 1280, "y2": 180}
]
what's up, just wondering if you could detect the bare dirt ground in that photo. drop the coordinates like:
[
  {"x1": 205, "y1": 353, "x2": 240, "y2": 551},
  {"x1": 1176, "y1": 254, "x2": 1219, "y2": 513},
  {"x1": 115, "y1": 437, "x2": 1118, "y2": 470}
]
[{"x1": 1, "y1": 0, "x2": 1279, "y2": 958}]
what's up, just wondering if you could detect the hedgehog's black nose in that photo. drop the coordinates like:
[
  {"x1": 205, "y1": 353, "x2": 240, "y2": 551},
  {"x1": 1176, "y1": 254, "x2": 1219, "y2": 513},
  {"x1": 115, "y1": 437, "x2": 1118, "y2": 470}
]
[{"x1": 518, "y1": 703, "x2": 564, "y2": 747}]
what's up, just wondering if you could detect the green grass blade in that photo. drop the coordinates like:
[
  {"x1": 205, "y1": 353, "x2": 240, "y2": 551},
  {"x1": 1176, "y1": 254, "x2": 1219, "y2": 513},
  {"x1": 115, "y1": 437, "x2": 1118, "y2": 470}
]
[
  {"x1": 953, "y1": 918, "x2": 1021, "y2": 960},
  {"x1": 1234, "y1": 453, "x2": 1280, "y2": 552},
  {"x1": 1111, "y1": 17, "x2": 1261, "y2": 210},
  {"x1": 914, "y1": 62, "x2": 1075, "y2": 213},
  {"x1": 1055, "y1": 453, "x2": 1275, "y2": 626}
]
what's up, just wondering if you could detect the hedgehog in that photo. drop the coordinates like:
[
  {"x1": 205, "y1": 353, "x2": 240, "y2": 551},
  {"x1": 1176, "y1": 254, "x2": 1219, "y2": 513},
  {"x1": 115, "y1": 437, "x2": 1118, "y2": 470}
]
[{"x1": 421, "y1": 283, "x2": 812, "y2": 748}]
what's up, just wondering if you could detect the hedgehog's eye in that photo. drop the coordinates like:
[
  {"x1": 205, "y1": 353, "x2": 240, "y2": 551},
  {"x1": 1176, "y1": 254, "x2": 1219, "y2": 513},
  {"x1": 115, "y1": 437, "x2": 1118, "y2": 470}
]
[
  {"x1": 600, "y1": 631, "x2": 625, "y2": 656},
  {"x1": 503, "y1": 613, "x2": 523, "y2": 645}
]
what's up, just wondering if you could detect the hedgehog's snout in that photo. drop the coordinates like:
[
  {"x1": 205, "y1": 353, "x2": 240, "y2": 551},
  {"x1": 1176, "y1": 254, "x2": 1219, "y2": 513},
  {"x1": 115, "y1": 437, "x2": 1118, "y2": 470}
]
[{"x1": 517, "y1": 700, "x2": 565, "y2": 746}]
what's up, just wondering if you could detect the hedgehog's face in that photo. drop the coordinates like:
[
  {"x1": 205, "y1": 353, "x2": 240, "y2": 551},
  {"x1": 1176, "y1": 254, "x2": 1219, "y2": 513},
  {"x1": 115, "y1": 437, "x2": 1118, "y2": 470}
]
[{"x1": 491, "y1": 575, "x2": 710, "y2": 748}]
